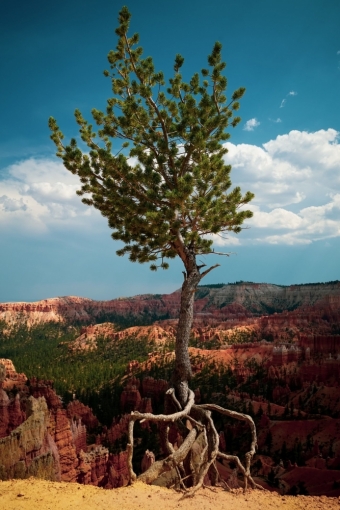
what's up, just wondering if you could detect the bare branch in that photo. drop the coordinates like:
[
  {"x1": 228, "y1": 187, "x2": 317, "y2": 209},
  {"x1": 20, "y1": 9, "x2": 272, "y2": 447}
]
[
  {"x1": 209, "y1": 250, "x2": 235, "y2": 256},
  {"x1": 200, "y1": 263, "x2": 220, "y2": 279}
]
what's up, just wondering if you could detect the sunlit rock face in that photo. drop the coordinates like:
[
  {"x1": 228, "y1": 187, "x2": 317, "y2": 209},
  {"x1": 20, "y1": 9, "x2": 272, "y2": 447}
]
[
  {"x1": 68, "y1": 323, "x2": 175, "y2": 352},
  {"x1": 0, "y1": 396, "x2": 60, "y2": 481}
]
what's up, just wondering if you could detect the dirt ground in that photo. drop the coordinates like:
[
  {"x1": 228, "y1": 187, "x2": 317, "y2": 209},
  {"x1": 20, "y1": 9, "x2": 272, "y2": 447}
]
[{"x1": 0, "y1": 479, "x2": 339, "y2": 510}]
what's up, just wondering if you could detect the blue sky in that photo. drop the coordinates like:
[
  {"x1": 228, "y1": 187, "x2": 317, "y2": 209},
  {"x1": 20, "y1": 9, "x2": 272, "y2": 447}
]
[{"x1": 1, "y1": 0, "x2": 340, "y2": 302}]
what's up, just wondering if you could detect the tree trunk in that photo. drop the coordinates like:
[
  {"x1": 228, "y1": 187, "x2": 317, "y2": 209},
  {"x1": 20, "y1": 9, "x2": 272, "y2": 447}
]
[{"x1": 172, "y1": 251, "x2": 201, "y2": 407}]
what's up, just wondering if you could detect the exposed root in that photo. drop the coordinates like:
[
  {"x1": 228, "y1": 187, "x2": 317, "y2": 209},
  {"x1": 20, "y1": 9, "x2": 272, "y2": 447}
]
[
  {"x1": 132, "y1": 388, "x2": 195, "y2": 423},
  {"x1": 138, "y1": 428, "x2": 198, "y2": 484},
  {"x1": 180, "y1": 408, "x2": 219, "y2": 499},
  {"x1": 127, "y1": 419, "x2": 136, "y2": 482},
  {"x1": 219, "y1": 478, "x2": 232, "y2": 491},
  {"x1": 197, "y1": 403, "x2": 257, "y2": 458},
  {"x1": 164, "y1": 424, "x2": 187, "y2": 487},
  {"x1": 217, "y1": 452, "x2": 264, "y2": 491},
  {"x1": 127, "y1": 387, "x2": 261, "y2": 497},
  {"x1": 198, "y1": 402, "x2": 259, "y2": 492},
  {"x1": 165, "y1": 424, "x2": 175, "y2": 454},
  {"x1": 166, "y1": 388, "x2": 182, "y2": 412}
]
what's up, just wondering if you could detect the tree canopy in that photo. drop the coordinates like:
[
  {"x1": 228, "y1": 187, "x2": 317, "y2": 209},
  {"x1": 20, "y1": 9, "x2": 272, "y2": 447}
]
[{"x1": 49, "y1": 6, "x2": 254, "y2": 273}]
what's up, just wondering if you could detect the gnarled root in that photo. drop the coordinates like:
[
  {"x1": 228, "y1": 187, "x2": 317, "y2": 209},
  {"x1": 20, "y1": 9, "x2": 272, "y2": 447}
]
[
  {"x1": 138, "y1": 428, "x2": 198, "y2": 484},
  {"x1": 126, "y1": 387, "x2": 261, "y2": 496}
]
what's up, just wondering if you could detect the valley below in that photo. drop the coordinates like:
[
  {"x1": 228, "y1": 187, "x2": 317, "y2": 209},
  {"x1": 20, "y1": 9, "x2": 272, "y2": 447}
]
[{"x1": 1, "y1": 280, "x2": 340, "y2": 504}]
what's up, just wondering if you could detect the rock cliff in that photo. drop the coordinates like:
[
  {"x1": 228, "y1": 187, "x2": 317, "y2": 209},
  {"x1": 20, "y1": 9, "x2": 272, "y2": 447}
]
[
  {"x1": 0, "y1": 396, "x2": 59, "y2": 481},
  {"x1": 1, "y1": 281, "x2": 339, "y2": 326}
]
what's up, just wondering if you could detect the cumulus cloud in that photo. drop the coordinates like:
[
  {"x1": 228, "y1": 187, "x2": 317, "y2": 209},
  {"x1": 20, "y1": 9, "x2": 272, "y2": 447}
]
[
  {"x1": 288, "y1": 91, "x2": 297, "y2": 96},
  {"x1": 219, "y1": 128, "x2": 340, "y2": 246},
  {"x1": 0, "y1": 158, "x2": 100, "y2": 233},
  {"x1": 243, "y1": 118, "x2": 260, "y2": 131},
  {"x1": 0, "y1": 195, "x2": 27, "y2": 212},
  {"x1": 1, "y1": 130, "x2": 340, "y2": 248}
]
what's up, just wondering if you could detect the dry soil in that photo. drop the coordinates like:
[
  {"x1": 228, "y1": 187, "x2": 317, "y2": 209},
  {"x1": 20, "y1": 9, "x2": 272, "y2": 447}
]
[{"x1": 1, "y1": 479, "x2": 340, "y2": 510}]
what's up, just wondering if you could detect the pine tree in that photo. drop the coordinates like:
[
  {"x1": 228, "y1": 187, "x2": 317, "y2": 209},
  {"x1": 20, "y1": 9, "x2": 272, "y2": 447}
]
[{"x1": 49, "y1": 6, "x2": 256, "y2": 494}]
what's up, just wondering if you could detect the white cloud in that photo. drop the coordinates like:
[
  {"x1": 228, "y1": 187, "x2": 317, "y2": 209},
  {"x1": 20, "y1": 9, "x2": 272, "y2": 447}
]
[
  {"x1": 251, "y1": 207, "x2": 303, "y2": 230},
  {"x1": 263, "y1": 129, "x2": 340, "y2": 172},
  {"x1": 1, "y1": 129, "x2": 340, "y2": 248},
  {"x1": 0, "y1": 158, "x2": 101, "y2": 233},
  {"x1": 0, "y1": 195, "x2": 27, "y2": 212},
  {"x1": 207, "y1": 233, "x2": 240, "y2": 247},
  {"x1": 223, "y1": 128, "x2": 340, "y2": 246},
  {"x1": 243, "y1": 118, "x2": 260, "y2": 131},
  {"x1": 337, "y1": 50, "x2": 340, "y2": 55},
  {"x1": 280, "y1": 91, "x2": 297, "y2": 107}
]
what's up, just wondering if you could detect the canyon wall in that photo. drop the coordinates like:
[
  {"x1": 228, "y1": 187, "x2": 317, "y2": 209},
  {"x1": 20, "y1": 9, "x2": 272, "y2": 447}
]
[
  {"x1": 0, "y1": 396, "x2": 59, "y2": 481},
  {"x1": 0, "y1": 360, "x2": 130, "y2": 487},
  {"x1": 1, "y1": 281, "x2": 339, "y2": 326}
]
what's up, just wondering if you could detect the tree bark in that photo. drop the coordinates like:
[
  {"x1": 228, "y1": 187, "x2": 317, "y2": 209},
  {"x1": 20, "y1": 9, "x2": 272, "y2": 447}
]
[{"x1": 172, "y1": 250, "x2": 201, "y2": 407}]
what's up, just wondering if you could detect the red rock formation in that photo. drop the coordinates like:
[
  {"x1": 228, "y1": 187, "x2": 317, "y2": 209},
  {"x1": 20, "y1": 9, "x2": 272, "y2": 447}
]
[
  {"x1": 69, "y1": 324, "x2": 176, "y2": 353},
  {"x1": 299, "y1": 358, "x2": 340, "y2": 383},
  {"x1": 120, "y1": 385, "x2": 142, "y2": 413},
  {"x1": 0, "y1": 360, "x2": 27, "y2": 438},
  {"x1": 272, "y1": 384, "x2": 291, "y2": 403},
  {"x1": 141, "y1": 376, "x2": 168, "y2": 403},
  {"x1": 0, "y1": 389, "x2": 10, "y2": 438},
  {"x1": 127, "y1": 360, "x2": 140, "y2": 373},
  {"x1": 0, "y1": 358, "x2": 27, "y2": 390},
  {"x1": 69, "y1": 323, "x2": 116, "y2": 351},
  {"x1": 29, "y1": 377, "x2": 62, "y2": 410},
  {"x1": 77, "y1": 445, "x2": 109, "y2": 486},
  {"x1": 67, "y1": 400, "x2": 99, "y2": 430},
  {"x1": 0, "y1": 391, "x2": 25, "y2": 439},
  {"x1": 138, "y1": 397, "x2": 153, "y2": 415},
  {"x1": 49, "y1": 408, "x2": 79, "y2": 482},
  {"x1": 300, "y1": 335, "x2": 340, "y2": 355},
  {"x1": 70, "y1": 419, "x2": 87, "y2": 454},
  {"x1": 106, "y1": 414, "x2": 131, "y2": 444},
  {"x1": 111, "y1": 325, "x2": 175, "y2": 344},
  {"x1": 0, "y1": 361, "x2": 131, "y2": 489},
  {"x1": 106, "y1": 450, "x2": 130, "y2": 488},
  {"x1": 0, "y1": 396, "x2": 61, "y2": 481},
  {"x1": 1, "y1": 281, "x2": 339, "y2": 328}
]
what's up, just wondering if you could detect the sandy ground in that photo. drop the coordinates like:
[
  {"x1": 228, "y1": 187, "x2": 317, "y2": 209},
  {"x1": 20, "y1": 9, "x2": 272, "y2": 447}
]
[{"x1": 0, "y1": 479, "x2": 339, "y2": 510}]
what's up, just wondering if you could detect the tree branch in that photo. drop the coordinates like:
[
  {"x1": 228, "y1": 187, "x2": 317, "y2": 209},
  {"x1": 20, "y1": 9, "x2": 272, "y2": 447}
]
[{"x1": 200, "y1": 263, "x2": 220, "y2": 279}]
